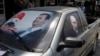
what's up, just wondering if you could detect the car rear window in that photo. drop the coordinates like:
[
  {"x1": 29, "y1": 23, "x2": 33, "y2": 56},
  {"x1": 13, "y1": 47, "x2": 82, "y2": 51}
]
[{"x1": 0, "y1": 10, "x2": 55, "y2": 52}]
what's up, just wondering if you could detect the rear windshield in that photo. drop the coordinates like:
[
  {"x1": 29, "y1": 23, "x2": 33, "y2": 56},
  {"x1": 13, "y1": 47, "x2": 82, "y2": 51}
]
[{"x1": 0, "y1": 11, "x2": 55, "y2": 52}]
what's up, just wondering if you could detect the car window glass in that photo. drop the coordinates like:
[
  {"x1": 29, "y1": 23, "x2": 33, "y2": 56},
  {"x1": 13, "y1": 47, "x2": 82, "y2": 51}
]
[{"x1": 63, "y1": 12, "x2": 83, "y2": 39}]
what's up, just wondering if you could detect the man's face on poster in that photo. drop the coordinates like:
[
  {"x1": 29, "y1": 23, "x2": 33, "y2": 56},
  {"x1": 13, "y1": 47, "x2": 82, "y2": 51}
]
[
  {"x1": 70, "y1": 16, "x2": 78, "y2": 30},
  {"x1": 32, "y1": 14, "x2": 48, "y2": 27}
]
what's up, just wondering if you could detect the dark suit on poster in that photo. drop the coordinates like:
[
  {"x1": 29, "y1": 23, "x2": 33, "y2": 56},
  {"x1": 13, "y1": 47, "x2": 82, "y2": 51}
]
[
  {"x1": 19, "y1": 28, "x2": 42, "y2": 47},
  {"x1": 63, "y1": 28, "x2": 78, "y2": 38}
]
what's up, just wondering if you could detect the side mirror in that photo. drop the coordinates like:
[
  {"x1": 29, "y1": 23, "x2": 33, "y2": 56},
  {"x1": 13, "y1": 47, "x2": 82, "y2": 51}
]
[
  {"x1": 64, "y1": 37, "x2": 85, "y2": 48},
  {"x1": 57, "y1": 37, "x2": 85, "y2": 52}
]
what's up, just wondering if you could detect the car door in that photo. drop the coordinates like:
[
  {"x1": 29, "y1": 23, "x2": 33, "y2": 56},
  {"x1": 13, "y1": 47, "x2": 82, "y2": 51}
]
[
  {"x1": 62, "y1": 11, "x2": 99, "y2": 56},
  {"x1": 69, "y1": 11, "x2": 99, "y2": 56},
  {"x1": 56, "y1": 11, "x2": 84, "y2": 56}
]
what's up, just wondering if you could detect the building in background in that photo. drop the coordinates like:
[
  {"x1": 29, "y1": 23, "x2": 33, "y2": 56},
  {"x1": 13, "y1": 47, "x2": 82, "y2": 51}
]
[
  {"x1": 0, "y1": 0, "x2": 99, "y2": 20},
  {"x1": 0, "y1": 0, "x2": 5, "y2": 14}
]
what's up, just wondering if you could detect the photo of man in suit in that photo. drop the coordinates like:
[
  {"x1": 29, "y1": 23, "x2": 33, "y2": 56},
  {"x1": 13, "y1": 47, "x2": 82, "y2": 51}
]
[
  {"x1": 70, "y1": 16, "x2": 78, "y2": 34},
  {"x1": 63, "y1": 16, "x2": 79, "y2": 38},
  {"x1": 68, "y1": 16, "x2": 79, "y2": 37},
  {"x1": 20, "y1": 13, "x2": 51, "y2": 37},
  {"x1": 17, "y1": 13, "x2": 51, "y2": 47}
]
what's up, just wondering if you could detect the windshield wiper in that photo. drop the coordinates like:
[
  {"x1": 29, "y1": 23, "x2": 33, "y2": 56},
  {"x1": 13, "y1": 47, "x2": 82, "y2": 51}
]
[
  {"x1": 10, "y1": 30, "x2": 34, "y2": 52},
  {"x1": 0, "y1": 42, "x2": 14, "y2": 53}
]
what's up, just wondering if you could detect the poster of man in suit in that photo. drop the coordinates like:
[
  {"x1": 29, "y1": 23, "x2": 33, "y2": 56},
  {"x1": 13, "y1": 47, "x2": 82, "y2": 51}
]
[{"x1": 0, "y1": 11, "x2": 54, "y2": 43}]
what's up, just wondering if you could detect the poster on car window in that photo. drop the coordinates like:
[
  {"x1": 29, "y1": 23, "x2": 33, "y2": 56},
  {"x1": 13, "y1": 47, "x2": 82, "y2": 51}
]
[
  {"x1": 0, "y1": 11, "x2": 55, "y2": 52},
  {"x1": 0, "y1": 11, "x2": 54, "y2": 37}
]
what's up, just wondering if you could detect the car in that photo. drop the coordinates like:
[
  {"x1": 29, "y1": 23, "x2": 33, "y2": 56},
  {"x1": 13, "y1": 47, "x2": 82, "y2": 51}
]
[{"x1": 0, "y1": 6, "x2": 100, "y2": 56}]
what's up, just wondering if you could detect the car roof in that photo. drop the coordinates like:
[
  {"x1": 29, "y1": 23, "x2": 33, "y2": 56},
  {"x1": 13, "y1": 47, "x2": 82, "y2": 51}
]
[{"x1": 24, "y1": 6, "x2": 77, "y2": 13}]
